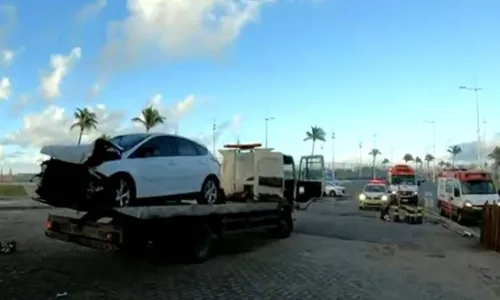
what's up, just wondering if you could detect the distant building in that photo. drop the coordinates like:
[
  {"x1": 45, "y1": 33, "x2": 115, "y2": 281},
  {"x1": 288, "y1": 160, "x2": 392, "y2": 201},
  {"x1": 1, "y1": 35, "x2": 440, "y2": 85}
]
[{"x1": 0, "y1": 168, "x2": 13, "y2": 182}]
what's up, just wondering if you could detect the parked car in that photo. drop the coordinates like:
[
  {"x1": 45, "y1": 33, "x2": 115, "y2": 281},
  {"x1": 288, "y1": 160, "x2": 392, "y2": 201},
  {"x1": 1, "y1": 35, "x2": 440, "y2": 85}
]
[
  {"x1": 34, "y1": 133, "x2": 221, "y2": 210},
  {"x1": 324, "y1": 180, "x2": 345, "y2": 197}
]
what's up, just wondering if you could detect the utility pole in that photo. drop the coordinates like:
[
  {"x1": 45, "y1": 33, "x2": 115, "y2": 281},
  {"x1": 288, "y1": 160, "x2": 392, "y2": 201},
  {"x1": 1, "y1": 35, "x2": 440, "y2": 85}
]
[
  {"x1": 459, "y1": 79, "x2": 482, "y2": 166},
  {"x1": 390, "y1": 147, "x2": 394, "y2": 163},
  {"x1": 264, "y1": 113, "x2": 275, "y2": 148},
  {"x1": 483, "y1": 116, "x2": 487, "y2": 168},
  {"x1": 212, "y1": 119, "x2": 216, "y2": 154},
  {"x1": 331, "y1": 130, "x2": 335, "y2": 173},
  {"x1": 358, "y1": 142, "x2": 363, "y2": 178},
  {"x1": 373, "y1": 134, "x2": 377, "y2": 149},
  {"x1": 424, "y1": 119, "x2": 436, "y2": 180}
]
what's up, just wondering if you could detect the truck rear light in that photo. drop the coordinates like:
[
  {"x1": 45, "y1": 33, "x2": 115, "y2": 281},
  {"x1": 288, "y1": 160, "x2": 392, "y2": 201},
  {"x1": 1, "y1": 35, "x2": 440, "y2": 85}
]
[{"x1": 46, "y1": 220, "x2": 58, "y2": 231}]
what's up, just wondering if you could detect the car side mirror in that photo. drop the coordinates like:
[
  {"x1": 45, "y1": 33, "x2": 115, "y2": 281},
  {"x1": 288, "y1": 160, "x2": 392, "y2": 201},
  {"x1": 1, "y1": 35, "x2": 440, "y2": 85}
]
[{"x1": 454, "y1": 188, "x2": 460, "y2": 197}]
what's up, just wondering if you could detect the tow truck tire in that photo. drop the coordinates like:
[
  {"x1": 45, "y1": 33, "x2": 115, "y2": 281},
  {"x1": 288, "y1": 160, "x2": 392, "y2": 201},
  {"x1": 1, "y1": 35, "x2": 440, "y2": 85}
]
[
  {"x1": 268, "y1": 209, "x2": 293, "y2": 239},
  {"x1": 184, "y1": 224, "x2": 214, "y2": 264}
]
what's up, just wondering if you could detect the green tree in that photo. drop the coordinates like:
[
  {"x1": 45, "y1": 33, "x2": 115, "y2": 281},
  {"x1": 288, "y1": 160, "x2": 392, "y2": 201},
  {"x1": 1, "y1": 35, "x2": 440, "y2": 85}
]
[
  {"x1": 447, "y1": 145, "x2": 462, "y2": 167},
  {"x1": 488, "y1": 146, "x2": 500, "y2": 180},
  {"x1": 415, "y1": 156, "x2": 422, "y2": 169},
  {"x1": 382, "y1": 158, "x2": 390, "y2": 167},
  {"x1": 424, "y1": 154, "x2": 435, "y2": 170},
  {"x1": 403, "y1": 153, "x2": 414, "y2": 164},
  {"x1": 70, "y1": 108, "x2": 98, "y2": 145},
  {"x1": 369, "y1": 148, "x2": 381, "y2": 178},
  {"x1": 131, "y1": 106, "x2": 166, "y2": 132},
  {"x1": 303, "y1": 126, "x2": 326, "y2": 156}
]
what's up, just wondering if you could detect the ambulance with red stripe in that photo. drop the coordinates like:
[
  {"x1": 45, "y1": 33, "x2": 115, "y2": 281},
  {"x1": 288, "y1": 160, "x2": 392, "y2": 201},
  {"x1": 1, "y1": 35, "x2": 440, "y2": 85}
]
[
  {"x1": 387, "y1": 164, "x2": 420, "y2": 205},
  {"x1": 437, "y1": 169, "x2": 500, "y2": 224}
]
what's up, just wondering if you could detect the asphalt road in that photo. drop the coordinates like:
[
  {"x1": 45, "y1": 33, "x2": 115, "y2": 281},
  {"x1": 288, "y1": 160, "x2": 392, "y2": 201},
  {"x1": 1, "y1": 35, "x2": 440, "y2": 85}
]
[{"x1": 1, "y1": 199, "x2": 500, "y2": 299}]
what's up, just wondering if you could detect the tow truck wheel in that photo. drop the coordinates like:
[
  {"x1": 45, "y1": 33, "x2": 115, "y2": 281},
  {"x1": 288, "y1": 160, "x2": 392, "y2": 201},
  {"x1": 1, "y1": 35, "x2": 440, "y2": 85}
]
[
  {"x1": 184, "y1": 224, "x2": 214, "y2": 263},
  {"x1": 268, "y1": 209, "x2": 293, "y2": 239}
]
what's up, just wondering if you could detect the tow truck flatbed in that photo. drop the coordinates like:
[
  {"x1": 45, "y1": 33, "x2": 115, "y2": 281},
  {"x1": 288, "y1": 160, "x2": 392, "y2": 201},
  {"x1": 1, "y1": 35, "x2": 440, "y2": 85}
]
[{"x1": 44, "y1": 201, "x2": 294, "y2": 263}]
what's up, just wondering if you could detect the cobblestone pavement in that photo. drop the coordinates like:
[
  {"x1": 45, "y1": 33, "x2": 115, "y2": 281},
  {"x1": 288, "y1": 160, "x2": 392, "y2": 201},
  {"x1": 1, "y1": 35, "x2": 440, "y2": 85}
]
[{"x1": 1, "y1": 202, "x2": 500, "y2": 300}]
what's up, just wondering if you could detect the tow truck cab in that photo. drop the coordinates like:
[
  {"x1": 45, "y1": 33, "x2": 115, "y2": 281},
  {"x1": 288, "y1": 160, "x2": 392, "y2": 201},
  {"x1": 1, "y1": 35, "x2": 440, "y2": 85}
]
[
  {"x1": 437, "y1": 168, "x2": 500, "y2": 223},
  {"x1": 219, "y1": 143, "x2": 325, "y2": 204}
]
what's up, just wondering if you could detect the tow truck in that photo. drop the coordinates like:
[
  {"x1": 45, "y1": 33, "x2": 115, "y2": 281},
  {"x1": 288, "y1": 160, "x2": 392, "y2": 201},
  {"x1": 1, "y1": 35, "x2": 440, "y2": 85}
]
[{"x1": 44, "y1": 143, "x2": 325, "y2": 263}]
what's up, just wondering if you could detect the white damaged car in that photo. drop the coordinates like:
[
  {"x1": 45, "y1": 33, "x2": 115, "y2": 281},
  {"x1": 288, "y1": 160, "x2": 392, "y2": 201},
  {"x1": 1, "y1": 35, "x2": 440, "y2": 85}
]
[
  {"x1": 34, "y1": 133, "x2": 222, "y2": 210},
  {"x1": 324, "y1": 180, "x2": 346, "y2": 197}
]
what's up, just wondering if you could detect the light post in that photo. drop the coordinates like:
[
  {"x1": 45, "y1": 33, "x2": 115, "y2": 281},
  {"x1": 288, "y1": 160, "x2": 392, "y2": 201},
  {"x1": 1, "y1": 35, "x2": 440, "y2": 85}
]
[
  {"x1": 331, "y1": 131, "x2": 335, "y2": 173},
  {"x1": 424, "y1": 119, "x2": 436, "y2": 180},
  {"x1": 264, "y1": 113, "x2": 274, "y2": 148},
  {"x1": 358, "y1": 142, "x2": 363, "y2": 178},
  {"x1": 212, "y1": 119, "x2": 216, "y2": 154},
  {"x1": 459, "y1": 81, "x2": 482, "y2": 166}
]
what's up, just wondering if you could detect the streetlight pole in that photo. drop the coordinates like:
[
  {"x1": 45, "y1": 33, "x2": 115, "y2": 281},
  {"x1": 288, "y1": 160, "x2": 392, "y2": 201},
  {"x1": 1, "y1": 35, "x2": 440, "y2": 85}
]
[
  {"x1": 264, "y1": 113, "x2": 274, "y2": 148},
  {"x1": 459, "y1": 80, "x2": 482, "y2": 166},
  {"x1": 331, "y1": 131, "x2": 335, "y2": 173},
  {"x1": 212, "y1": 119, "x2": 216, "y2": 154},
  {"x1": 483, "y1": 116, "x2": 487, "y2": 168},
  {"x1": 424, "y1": 119, "x2": 436, "y2": 180},
  {"x1": 358, "y1": 142, "x2": 363, "y2": 178},
  {"x1": 373, "y1": 134, "x2": 377, "y2": 149}
]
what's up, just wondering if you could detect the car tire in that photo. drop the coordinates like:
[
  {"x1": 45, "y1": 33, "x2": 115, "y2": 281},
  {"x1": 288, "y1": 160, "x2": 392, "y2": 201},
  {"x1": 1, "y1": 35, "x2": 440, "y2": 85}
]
[
  {"x1": 456, "y1": 210, "x2": 466, "y2": 225},
  {"x1": 197, "y1": 176, "x2": 222, "y2": 205},
  {"x1": 109, "y1": 174, "x2": 136, "y2": 208},
  {"x1": 329, "y1": 190, "x2": 337, "y2": 197}
]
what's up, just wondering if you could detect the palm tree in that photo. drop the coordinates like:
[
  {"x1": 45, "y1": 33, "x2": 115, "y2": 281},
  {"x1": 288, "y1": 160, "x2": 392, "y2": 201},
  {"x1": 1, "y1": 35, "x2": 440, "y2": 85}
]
[
  {"x1": 415, "y1": 156, "x2": 422, "y2": 169},
  {"x1": 369, "y1": 148, "x2": 381, "y2": 178},
  {"x1": 382, "y1": 158, "x2": 390, "y2": 167},
  {"x1": 403, "y1": 153, "x2": 414, "y2": 164},
  {"x1": 131, "y1": 106, "x2": 166, "y2": 132},
  {"x1": 438, "y1": 160, "x2": 446, "y2": 169},
  {"x1": 424, "y1": 154, "x2": 435, "y2": 170},
  {"x1": 303, "y1": 126, "x2": 326, "y2": 155},
  {"x1": 70, "y1": 108, "x2": 98, "y2": 145},
  {"x1": 447, "y1": 145, "x2": 462, "y2": 167}
]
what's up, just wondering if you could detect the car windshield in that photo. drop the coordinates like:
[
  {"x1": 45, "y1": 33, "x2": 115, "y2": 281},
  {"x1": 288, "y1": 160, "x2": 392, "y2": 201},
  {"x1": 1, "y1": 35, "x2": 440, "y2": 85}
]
[
  {"x1": 461, "y1": 180, "x2": 496, "y2": 195},
  {"x1": 364, "y1": 185, "x2": 386, "y2": 193},
  {"x1": 108, "y1": 134, "x2": 150, "y2": 152},
  {"x1": 390, "y1": 175, "x2": 415, "y2": 185}
]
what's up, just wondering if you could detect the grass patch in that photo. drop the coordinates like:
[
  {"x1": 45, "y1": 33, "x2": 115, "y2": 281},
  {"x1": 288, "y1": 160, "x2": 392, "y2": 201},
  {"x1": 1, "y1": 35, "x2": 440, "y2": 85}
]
[{"x1": 0, "y1": 185, "x2": 28, "y2": 198}]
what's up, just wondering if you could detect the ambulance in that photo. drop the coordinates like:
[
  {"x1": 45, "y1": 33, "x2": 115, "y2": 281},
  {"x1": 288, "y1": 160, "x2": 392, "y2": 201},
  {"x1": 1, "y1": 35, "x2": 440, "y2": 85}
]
[
  {"x1": 387, "y1": 164, "x2": 420, "y2": 205},
  {"x1": 437, "y1": 168, "x2": 500, "y2": 224}
]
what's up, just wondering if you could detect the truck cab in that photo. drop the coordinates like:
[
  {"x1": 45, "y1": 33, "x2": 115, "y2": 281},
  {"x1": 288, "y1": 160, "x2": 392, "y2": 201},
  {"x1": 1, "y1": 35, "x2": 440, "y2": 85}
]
[
  {"x1": 387, "y1": 164, "x2": 419, "y2": 205},
  {"x1": 437, "y1": 168, "x2": 499, "y2": 224}
]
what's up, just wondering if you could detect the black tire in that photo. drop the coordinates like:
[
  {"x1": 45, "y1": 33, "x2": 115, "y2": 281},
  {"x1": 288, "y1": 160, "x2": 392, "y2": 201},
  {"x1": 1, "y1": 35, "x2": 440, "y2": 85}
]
[
  {"x1": 109, "y1": 174, "x2": 136, "y2": 208},
  {"x1": 268, "y1": 209, "x2": 293, "y2": 239},
  {"x1": 197, "y1": 176, "x2": 222, "y2": 204},
  {"x1": 184, "y1": 224, "x2": 214, "y2": 263},
  {"x1": 329, "y1": 190, "x2": 337, "y2": 197},
  {"x1": 456, "y1": 210, "x2": 466, "y2": 225}
]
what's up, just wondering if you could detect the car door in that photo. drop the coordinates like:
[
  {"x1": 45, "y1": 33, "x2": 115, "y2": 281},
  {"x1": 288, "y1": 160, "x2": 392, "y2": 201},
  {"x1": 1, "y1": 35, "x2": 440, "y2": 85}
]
[
  {"x1": 296, "y1": 155, "x2": 325, "y2": 203},
  {"x1": 127, "y1": 136, "x2": 179, "y2": 198},
  {"x1": 171, "y1": 136, "x2": 202, "y2": 193},
  {"x1": 443, "y1": 179, "x2": 454, "y2": 215}
]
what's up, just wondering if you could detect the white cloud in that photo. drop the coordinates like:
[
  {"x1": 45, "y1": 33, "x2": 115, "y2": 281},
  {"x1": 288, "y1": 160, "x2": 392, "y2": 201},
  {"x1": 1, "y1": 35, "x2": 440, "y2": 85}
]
[
  {"x1": 100, "y1": 0, "x2": 273, "y2": 74},
  {"x1": 1, "y1": 49, "x2": 14, "y2": 65},
  {"x1": 75, "y1": 0, "x2": 107, "y2": 23},
  {"x1": 89, "y1": 83, "x2": 101, "y2": 99},
  {"x1": 41, "y1": 47, "x2": 82, "y2": 100},
  {"x1": 0, "y1": 76, "x2": 11, "y2": 99},
  {"x1": 1, "y1": 104, "x2": 126, "y2": 148}
]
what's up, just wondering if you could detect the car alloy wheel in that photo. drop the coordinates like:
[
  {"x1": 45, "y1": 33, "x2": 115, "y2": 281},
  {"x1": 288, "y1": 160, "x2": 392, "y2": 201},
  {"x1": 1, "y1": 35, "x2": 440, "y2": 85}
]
[
  {"x1": 204, "y1": 180, "x2": 218, "y2": 204},
  {"x1": 329, "y1": 190, "x2": 336, "y2": 197},
  {"x1": 115, "y1": 179, "x2": 131, "y2": 207}
]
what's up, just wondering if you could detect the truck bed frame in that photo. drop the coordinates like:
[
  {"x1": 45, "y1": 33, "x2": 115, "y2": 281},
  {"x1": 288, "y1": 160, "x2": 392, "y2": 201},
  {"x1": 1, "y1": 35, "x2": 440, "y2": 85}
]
[{"x1": 45, "y1": 201, "x2": 294, "y2": 263}]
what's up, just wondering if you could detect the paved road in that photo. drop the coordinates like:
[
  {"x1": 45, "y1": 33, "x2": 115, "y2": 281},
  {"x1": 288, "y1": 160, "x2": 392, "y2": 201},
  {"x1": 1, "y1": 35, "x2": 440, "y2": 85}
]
[{"x1": 1, "y1": 200, "x2": 500, "y2": 299}]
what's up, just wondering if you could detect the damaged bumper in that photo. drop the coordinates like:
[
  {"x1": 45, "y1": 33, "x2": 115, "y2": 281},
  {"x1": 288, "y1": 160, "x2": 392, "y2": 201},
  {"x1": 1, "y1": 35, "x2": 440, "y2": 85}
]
[{"x1": 34, "y1": 138, "x2": 123, "y2": 210}]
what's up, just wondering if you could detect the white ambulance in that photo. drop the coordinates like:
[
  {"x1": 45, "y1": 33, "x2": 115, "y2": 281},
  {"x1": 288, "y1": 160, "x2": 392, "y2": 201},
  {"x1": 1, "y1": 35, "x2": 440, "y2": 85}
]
[{"x1": 437, "y1": 168, "x2": 500, "y2": 224}]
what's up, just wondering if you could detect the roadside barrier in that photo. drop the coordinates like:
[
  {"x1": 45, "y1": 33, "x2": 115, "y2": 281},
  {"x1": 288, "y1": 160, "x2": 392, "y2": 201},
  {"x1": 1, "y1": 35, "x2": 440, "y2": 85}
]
[{"x1": 480, "y1": 202, "x2": 500, "y2": 252}]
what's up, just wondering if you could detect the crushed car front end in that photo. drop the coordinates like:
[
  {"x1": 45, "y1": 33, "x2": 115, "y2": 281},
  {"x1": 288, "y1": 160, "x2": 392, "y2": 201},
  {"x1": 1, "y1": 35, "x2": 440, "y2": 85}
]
[{"x1": 33, "y1": 138, "x2": 123, "y2": 210}]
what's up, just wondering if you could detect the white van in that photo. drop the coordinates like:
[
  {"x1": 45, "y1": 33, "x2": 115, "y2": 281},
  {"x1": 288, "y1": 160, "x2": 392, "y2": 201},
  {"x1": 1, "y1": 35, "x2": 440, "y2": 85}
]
[{"x1": 437, "y1": 169, "x2": 499, "y2": 224}]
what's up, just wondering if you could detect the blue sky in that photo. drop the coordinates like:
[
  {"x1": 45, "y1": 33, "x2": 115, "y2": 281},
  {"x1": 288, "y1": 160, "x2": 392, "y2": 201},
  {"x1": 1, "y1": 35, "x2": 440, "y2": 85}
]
[{"x1": 0, "y1": 0, "x2": 499, "y2": 172}]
